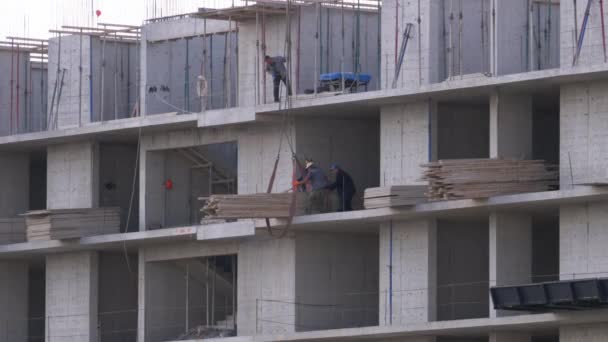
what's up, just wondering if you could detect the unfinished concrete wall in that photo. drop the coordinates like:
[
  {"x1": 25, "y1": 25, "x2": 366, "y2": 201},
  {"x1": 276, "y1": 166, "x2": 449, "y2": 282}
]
[
  {"x1": 141, "y1": 124, "x2": 292, "y2": 229},
  {"x1": 145, "y1": 33, "x2": 237, "y2": 114},
  {"x1": 0, "y1": 49, "x2": 30, "y2": 136},
  {"x1": 46, "y1": 252, "x2": 98, "y2": 342},
  {"x1": 99, "y1": 143, "x2": 139, "y2": 232},
  {"x1": 238, "y1": 5, "x2": 379, "y2": 106},
  {"x1": 47, "y1": 141, "x2": 99, "y2": 209},
  {"x1": 560, "y1": 202, "x2": 608, "y2": 279},
  {"x1": 0, "y1": 261, "x2": 29, "y2": 342},
  {"x1": 560, "y1": 80, "x2": 608, "y2": 187},
  {"x1": 437, "y1": 102, "x2": 489, "y2": 159},
  {"x1": 238, "y1": 236, "x2": 296, "y2": 335},
  {"x1": 29, "y1": 64, "x2": 49, "y2": 133},
  {"x1": 560, "y1": 324, "x2": 608, "y2": 342},
  {"x1": 380, "y1": 101, "x2": 433, "y2": 186},
  {"x1": 99, "y1": 252, "x2": 138, "y2": 342},
  {"x1": 489, "y1": 212, "x2": 531, "y2": 318},
  {"x1": 437, "y1": 219, "x2": 488, "y2": 321},
  {"x1": 379, "y1": 220, "x2": 436, "y2": 326},
  {"x1": 295, "y1": 117, "x2": 380, "y2": 208},
  {"x1": 47, "y1": 35, "x2": 136, "y2": 128},
  {"x1": 0, "y1": 152, "x2": 30, "y2": 217},
  {"x1": 381, "y1": 0, "x2": 443, "y2": 88},
  {"x1": 90, "y1": 38, "x2": 138, "y2": 122},
  {"x1": 47, "y1": 35, "x2": 93, "y2": 129},
  {"x1": 295, "y1": 232, "x2": 378, "y2": 332},
  {"x1": 561, "y1": 0, "x2": 605, "y2": 67},
  {"x1": 490, "y1": 92, "x2": 533, "y2": 159}
]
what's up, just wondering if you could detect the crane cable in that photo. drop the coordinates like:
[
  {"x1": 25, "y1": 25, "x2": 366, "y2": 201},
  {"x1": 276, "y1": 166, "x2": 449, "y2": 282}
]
[{"x1": 265, "y1": 0, "x2": 301, "y2": 239}]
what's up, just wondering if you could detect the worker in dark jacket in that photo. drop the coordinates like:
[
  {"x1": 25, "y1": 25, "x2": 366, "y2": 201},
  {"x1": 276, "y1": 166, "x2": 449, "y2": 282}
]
[
  {"x1": 326, "y1": 164, "x2": 356, "y2": 212},
  {"x1": 295, "y1": 160, "x2": 329, "y2": 214},
  {"x1": 265, "y1": 55, "x2": 292, "y2": 102}
]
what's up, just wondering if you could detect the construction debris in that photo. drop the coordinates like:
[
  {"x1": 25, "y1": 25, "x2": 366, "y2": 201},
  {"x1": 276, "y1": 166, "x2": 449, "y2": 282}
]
[
  {"x1": 0, "y1": 218, "x2": 26, "y2": 244},
  {"x1": 201, "y1": 193, "x2": 306, "y2": 219},
  {"x1": 176, "y1": 326, "x2": 235, "y2": 340},
  {"x1": 23, "y1": 207, "x2": 121, "y2": 241},
  {"x1": 421, "y1": 159, "x2": 558, "y2": 201},
  {"x1": 363, "y1": 185, "x2": 427, "y2": 209}
]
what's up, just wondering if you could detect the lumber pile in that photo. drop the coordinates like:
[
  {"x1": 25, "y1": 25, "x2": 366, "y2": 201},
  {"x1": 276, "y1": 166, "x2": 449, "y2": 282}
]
[
  {"x1": 201, "y1": 193, "x2": 307, "y2": 219},
  {"x1": 421, "y1": 159, "x2": 558, "y2": 201},
  {"x1": 0, "y1": 218, "x2": 26, "y2": 244},
  {"x1": 363, "y1": 185, "x2": 427, "y2": 209},
  {"x1": 23, "y1": 207, "x2": 121, "y2": 241}
]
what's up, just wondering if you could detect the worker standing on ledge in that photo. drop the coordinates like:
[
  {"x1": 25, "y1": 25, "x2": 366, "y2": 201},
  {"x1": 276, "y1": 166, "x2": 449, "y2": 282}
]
[
  {"x1": 326, "y1": 164, "x2": 356, "y2": 212},
  {"x1": 265, "y1": 55, "x2": 292, "y2": 103},
  {"x1": 294, "y1": 160, "x2": 328, "y2": 214}
]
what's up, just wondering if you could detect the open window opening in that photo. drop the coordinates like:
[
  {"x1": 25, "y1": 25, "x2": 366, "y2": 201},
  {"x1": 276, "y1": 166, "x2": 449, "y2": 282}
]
[
  {"x1": 532, "y1": 212, "x2": 559, "y2": 284},
  {"x1": 145, "y1": 142, "x2": 237, "y2": 230},
  {"x1": 99, "y1": 251, "x2": 138, "y2": 342},
  {"x1": 294, "y1": 115, "x2": 380, "y2": 212},
  {"x1": 435, "y1": 98, "x2": 490, "y2": 160},
  {"x1": 532, "y1": 89, "x2": 560, "y2": 186},
  {"x1": 145, "y1": 254, "x2": 237, "y2": 341},
  {"x1": 28, "y1": 258, "x2": 46, "y2": 342},
  {"x1": 294, "y1": 232, "x2": 379, "y2": 332},
  {"x1": 99, "y1": 143, "x2": 139, "y2": 232},
  {"x1": 437, "y1": 218, "x2": 489, "y2": 321}
]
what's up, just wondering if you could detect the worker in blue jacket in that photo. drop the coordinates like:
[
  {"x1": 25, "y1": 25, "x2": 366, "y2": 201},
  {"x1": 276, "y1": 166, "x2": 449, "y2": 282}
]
[
  {"x1": 265, "y1": 55, "x2": 292, "y2": 102},
  {"x1": 326, "y1": 164, "x2": 356, "y2": 212}
]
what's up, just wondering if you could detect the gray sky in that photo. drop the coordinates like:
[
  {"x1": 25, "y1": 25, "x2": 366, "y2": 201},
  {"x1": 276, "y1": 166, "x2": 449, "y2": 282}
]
[
  {"x1": 0, "y1": 0, "x2": 249, "y2": 39},
  {"x1": 1, "y1": 0, "x2": 379, "y2": 40}
]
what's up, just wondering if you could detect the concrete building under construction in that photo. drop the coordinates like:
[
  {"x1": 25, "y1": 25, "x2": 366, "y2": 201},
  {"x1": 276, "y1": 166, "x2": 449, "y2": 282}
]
[{"x1": 1, "y1": 0, "x2": 608, "y2": 341}]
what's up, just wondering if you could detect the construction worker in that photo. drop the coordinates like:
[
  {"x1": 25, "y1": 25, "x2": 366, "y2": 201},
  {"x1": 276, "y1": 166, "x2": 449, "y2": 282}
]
[
  {"x1": 265, "y1": 55, "x2": 292, "y2": 103},
  {"x1": 326, "y1": 164, "x2": 356, "y2": 212},
  {"x1": 294, "y1": 160, "x2": 328, "y2": 214}
]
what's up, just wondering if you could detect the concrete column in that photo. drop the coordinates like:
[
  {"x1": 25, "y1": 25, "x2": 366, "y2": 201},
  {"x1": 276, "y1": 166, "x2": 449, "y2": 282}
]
[
  {"x1": 560, "y1": 202, "x2": 608, "y2": 280},
  {"x1": 561, "y1": 324, "x2": 608, "y2": 342},
  {"x1": 0, "y1": 152, "x2": 29, "y2": 217},
  {"x1": 380, "y1": 101, "x2": 436, "y2": 186},
  {"x1": 379, "y1": 220, "x2": 437, "y2": 326},
  {"x1": 0, "y1": 261, "x2": 29, "y2": 342},
  {"x1": 237, "y1": 236, "x2": 296, "y2": 335},
  {"x1": 139, "y1": 29, "x2": 147, "y2": 117},
  {"x1": 489, "y1": 91, "x2": 533, "y2": 159},
  {"x1": 46, "y1": 252, "x2": 98, "y2": 342},
  {"x1": 490, "y1": 332, "x2": 531, "y2": 342},
  {"x1": 489, "y1": 212, "x2": 532, "y2": 318},
  {"x1": 47, "y1": 141, "x2": 99, "y2": 209},
  {"x1": 560, "y1": 81, "x2": 608, "y2": 187}
]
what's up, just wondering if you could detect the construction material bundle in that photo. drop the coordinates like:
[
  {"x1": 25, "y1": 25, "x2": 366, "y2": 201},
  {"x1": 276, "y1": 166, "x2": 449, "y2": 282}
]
[
  {"x1": 23, "y1": 207, "x2": 121, "y2": 241},
  {"x1": 363, "y1": 185, "x2": 427, "y2": 209},
  {"x1": 421, "y1": 159, "x2": 558, "y2": 200},
  {"x1": 201, "y1": 193, "x2": 307, "y2": 219},
  {"x1": 0, "y1": 218, "x2": 26, "y2": 244}
]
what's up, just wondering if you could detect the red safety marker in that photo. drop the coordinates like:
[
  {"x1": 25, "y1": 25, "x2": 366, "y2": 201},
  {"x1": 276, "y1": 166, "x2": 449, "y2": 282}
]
[
  {"x1": 96, "y1": 9, "x2": 102, "y2": 17},
  {"x1": 164, "y1": 179, "x2": 173, "y2": 190}
]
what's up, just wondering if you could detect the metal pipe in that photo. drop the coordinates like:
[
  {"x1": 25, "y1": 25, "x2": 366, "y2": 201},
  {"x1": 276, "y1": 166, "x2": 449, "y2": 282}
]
[
  {"x1": 600, "y1": 0, "x2": 607, "y2": 62},
  {"x1": 389, "y1": 220, "x2": 393, "y2": 325},
  {"x1": 185, "y1": 262, "x2": 190, "y2": 332},
  {"x1": 212, "y1": 257, "x2": 217, "y2": 325},
  {"x1": 101, "y1": 35, "x2": 107, "y2": 121},
  {"x1": 418, "y1": 0, "x2": 422, "y2": 85},
  {"x1": 458, "y1": 0, "x2": 463, "y2": 77},
  {"x1": 448, "y1": 0, "x2": 454, "y2": 78},
  {"x1": 314, "y1": 3, "x2": 320, "y2": 95},
  {"x1": 206, "y1": 258, "x2": 210, "y2": 326},
  {"x1": 10, "y1": 39, "x2": 14, "y2": 134},
  {"x1": 79, "y1": 29, "x2": 83, "y2": 126},
  {"x1": 232, "y1": 255, "x2": 236, "y2": 330},
  {"x1": 114, "y1": 33, "x2": 119, "y2": 119},
  {"x1": 255, "y1": 11, "x2": 259, "y2": 105}
]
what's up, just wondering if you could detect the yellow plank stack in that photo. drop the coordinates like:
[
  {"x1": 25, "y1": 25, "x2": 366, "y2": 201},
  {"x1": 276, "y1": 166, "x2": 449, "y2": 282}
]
[
  {"x1": 421, "y1": 159, "x2": 558, "y2": 200},
  {"x1": 201, "y1": 193, "x2": 307, "y2": 219},
  {"x1": 363, "y1": 185, "x2": 427, "y2": 209},
  {"x1": 23, "y1": 207, "x2": 121, "y2": 241}
]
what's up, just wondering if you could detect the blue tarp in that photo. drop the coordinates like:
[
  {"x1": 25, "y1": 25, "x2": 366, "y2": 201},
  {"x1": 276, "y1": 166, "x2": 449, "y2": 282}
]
[{"x1": 319, "y1": 72, "x2": 372, "y2": 84}]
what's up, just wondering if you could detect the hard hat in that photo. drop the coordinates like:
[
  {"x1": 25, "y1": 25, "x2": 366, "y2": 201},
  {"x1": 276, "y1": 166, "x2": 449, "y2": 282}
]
[{"x1": 305, "y1": 161, "x2": 315, "y2": 169}]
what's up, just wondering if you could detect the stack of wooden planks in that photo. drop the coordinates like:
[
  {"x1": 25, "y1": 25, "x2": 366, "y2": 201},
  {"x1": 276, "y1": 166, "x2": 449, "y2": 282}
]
[
  {"x1": 0, "y1": 218, "x2": 26, "y2": 244},
  {"x1": 421, "y1": 159, "x2": 558, "y2": 201},
  {"x1": 363, "y1": 185, "x2": 427, "y2": 209},
  {"x1": 23, "y1": 207, "x2": 121, "y2": 241},
  {"x1": 201, "y1": 193, "x2": 307, "y2": 219}
]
